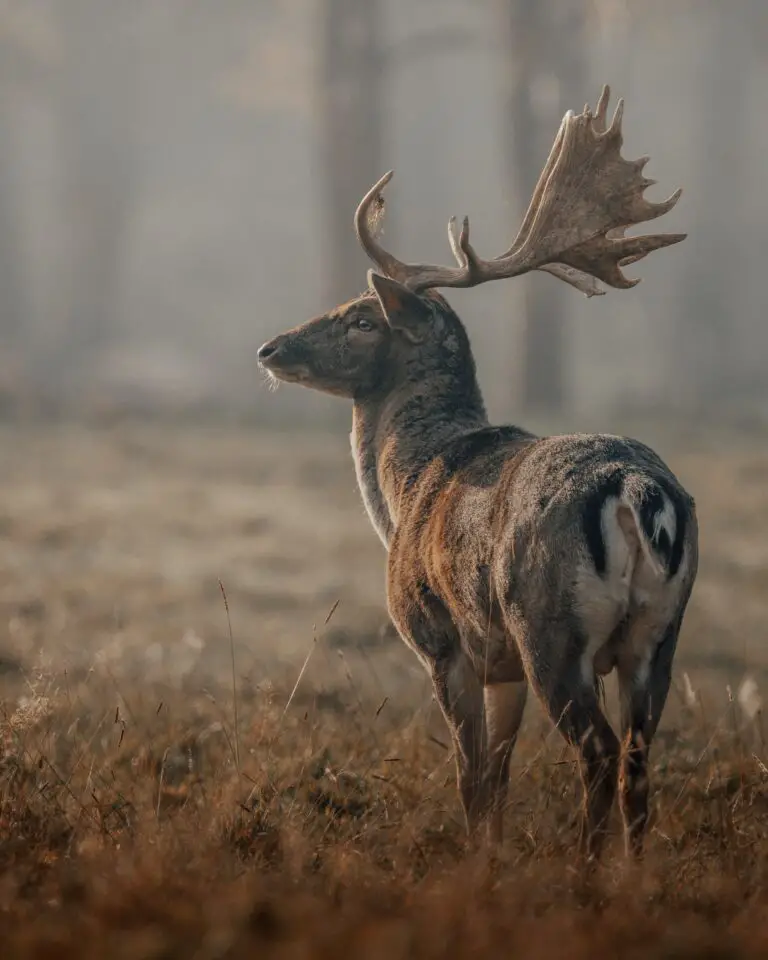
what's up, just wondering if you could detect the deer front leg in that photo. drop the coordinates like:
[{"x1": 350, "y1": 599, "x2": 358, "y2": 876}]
[
  {"x1": 387, "y1": 580, "x2": 492, "y2": 838},
  {"x1": 431, "y1": 651, "x2": 489, "y2": 837},
  {"x1": 387, "y1": 582, "x2": 496, "y2": 839},
  {"x1": 483, "y1": 681, "x2": 528, "y2": 844}
]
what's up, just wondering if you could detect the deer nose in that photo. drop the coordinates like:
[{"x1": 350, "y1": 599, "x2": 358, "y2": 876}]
[{"x1": 257, "y1": 340, "x2": 279, "y2": 362}]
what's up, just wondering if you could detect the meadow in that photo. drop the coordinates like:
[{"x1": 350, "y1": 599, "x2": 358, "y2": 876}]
[{"x1": 2, "y1": 418, "x2": 768, "y2": 958}]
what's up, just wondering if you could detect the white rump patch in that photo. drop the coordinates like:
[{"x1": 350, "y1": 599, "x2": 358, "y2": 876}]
[{"x1": 576, "y1": 493, "x2": 689, "y2": 688}]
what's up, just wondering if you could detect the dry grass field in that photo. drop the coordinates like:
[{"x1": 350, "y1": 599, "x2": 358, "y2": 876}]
[{"x1": 2, "y1": 418, "x2": 768, "y2": 958}]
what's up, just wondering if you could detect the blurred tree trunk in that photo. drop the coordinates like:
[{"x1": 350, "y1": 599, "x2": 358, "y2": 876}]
[
  {"x1": 675, "y1": 2, "x2": 747, "y2": 413},
  {"x1": 0, "y1": 29, "x2": 49, "y2": 412},
  {"x1": 317, "y1": 0, "x2": 383, "y2": 427},
  {"x1": 502, "y1": 1, "x2": 586, "y2": 415},
  {"x1": 319, "y1": 0, "x2": 383, "y2": 308},
  {"x1": 34, "y1": 1, "x2": 141, "y2": 409},
  {"x1": 0, "y1": 103, "x2": 26, "y2": 408}
]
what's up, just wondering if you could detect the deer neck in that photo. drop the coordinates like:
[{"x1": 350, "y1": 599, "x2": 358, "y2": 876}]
[{"x1": 351, "y1": 372, "x2": 488, "y2": 549}]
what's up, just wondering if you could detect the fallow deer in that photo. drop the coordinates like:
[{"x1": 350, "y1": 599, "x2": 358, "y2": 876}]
[{"x1": 257, "y1": 87, "x2": 698, "y2": 860}]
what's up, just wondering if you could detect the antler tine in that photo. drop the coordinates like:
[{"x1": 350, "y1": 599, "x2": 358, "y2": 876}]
[
  {"x1": 353, "y1": 171, "x2": 412, "y2": 284},
  {"x1": 607, "y1": 96, "x2": 624, "y2": 138},
  {"x1": 447, "y1": 216, "x2": 464, "y2": 267},
  {"x1": 593, "y1": 84, "x2": 611, "y2": 132},
  {"x1": 537, "y1": 264, "x2": 607, "y2": 298},
  {"x1": 447, "y1": 215, "x2": 484, "y2": 279}
]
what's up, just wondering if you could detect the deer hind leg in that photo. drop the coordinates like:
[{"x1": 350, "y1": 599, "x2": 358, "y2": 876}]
[
  {"x1": 432, "y1": 651, "x2": 489, "y2": 835},
  {"x1": 555, "y1": 689, "x2": 618, "y2": 861},
  {"x1": 512, "y1": 623, "x2": 620, "y2": 859},
  {"x1": 483, "y1": 681, "x2": 528, "y2": 844},
  {"x1": 616, "y1": 611, "x2": 683, "y2": 857}
]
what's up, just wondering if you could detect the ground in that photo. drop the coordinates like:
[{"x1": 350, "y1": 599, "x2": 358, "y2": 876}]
[{"x1": 1, "y1": 418, "x2": 768, "y2": 958}]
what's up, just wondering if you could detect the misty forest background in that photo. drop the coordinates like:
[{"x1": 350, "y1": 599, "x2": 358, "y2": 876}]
[{"x1": 0, "y1": 0, "x2": 766, "y2": 429}]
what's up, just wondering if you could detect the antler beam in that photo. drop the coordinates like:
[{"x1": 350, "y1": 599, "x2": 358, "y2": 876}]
[{"x1": 353, "y1": 86, "x2": 685, "y2": 297}]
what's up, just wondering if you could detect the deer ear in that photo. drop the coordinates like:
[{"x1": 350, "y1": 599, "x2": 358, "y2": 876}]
[{"x1": 367, "y1": 270, "x2": 433, "y2": 343}]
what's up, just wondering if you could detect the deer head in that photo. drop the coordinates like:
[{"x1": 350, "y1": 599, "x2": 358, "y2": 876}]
[
  {"x1": 258, "y1": 86, "x2": 685, "y2": 399},
  {"x1": 257, "y1": 280, "x2": 478, "y2": 401}
]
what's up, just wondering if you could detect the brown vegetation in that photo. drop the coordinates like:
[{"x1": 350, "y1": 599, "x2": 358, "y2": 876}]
[{"x1": 2, "y1": 421, "x2": 768, "y2": 958}]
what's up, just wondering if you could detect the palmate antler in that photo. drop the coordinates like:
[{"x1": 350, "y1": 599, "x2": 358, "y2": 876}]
[{"x1": 354, "y1": 86, "x2": 685, "y2": 298}]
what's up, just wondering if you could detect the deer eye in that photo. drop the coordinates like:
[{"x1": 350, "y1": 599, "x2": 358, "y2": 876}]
[{"x1": 355, "y1": 318, "x2": 374, "y2": 332}]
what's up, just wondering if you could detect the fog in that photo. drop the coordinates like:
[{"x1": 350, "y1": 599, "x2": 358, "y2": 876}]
[{"x1": 1, "y1": 0, "x2": 765, "y2": 427}]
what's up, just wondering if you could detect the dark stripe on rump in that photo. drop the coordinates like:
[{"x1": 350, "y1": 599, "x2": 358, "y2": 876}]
[
  {"x1": 667, "y1": 487, "x2": 689, "y2": 578},
  {"x1": 582, "y1": 472, "x2": 624, "y2": 577},
  {"x1": 637, "y1": 479, "x2": 689, "y2": 579},
  {"x1": 638, "y1": 487, "x2": 672, "y2": 565}
]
